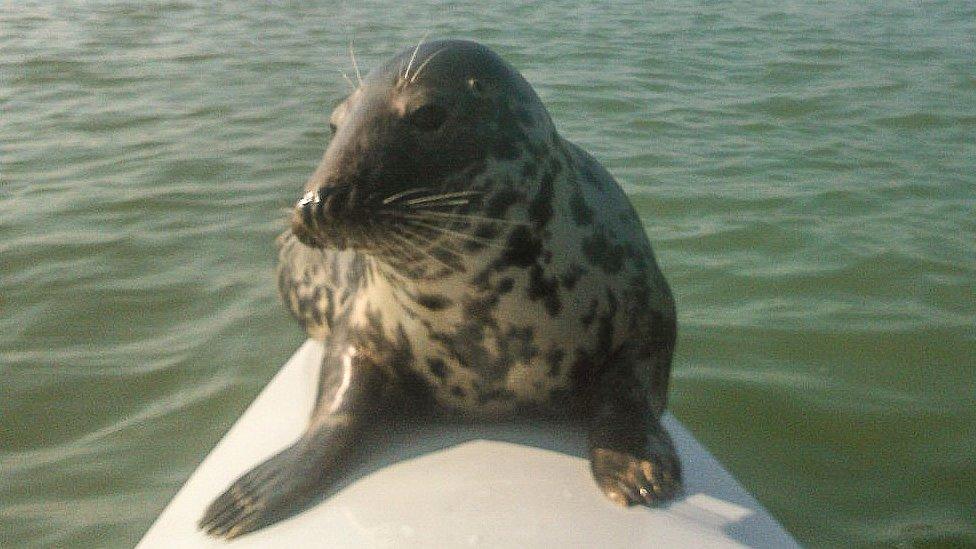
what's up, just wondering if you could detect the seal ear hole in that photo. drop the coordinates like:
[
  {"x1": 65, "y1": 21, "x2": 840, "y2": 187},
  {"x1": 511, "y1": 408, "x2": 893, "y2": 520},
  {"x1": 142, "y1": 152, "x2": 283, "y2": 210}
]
[{"x1": 407, "y1": 104, "x2": 449, "y2": 132}]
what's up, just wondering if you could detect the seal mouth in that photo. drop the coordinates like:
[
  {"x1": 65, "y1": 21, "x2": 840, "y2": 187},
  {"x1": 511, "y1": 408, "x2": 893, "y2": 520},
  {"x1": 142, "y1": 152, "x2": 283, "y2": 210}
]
[{"x1": 290, "y1": 185, "x2": 495, "y2": 272}]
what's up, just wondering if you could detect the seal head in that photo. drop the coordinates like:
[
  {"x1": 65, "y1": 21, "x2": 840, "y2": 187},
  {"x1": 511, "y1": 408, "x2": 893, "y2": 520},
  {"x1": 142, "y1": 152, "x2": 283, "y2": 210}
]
[{"x1": 291, "y1": 40, "x2": 552, "y2": 256}]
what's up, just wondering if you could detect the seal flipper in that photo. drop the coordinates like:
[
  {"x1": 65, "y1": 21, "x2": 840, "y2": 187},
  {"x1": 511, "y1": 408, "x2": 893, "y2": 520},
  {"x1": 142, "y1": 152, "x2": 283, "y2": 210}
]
[
  {"x1": 589, "y1": 420, "x2": 682, "y2": 505},
  {"x1": 199, "y1": 346, "x2": 395, "y2": 539},
  {"x1": 198, "y1": 439, "x2": 325, "y2": 539},
  {"x1": 586, "y1": 353, "x2": 682, "y2": 506}
]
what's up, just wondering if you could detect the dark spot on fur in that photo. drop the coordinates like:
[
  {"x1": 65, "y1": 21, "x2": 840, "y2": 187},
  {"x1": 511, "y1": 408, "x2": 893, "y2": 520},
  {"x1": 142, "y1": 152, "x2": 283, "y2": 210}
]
[
  {"x1": 498, "y1": 325, "x2": 538, "y2": 363},
  {"x1": 428, "y1": 358, "x2": 448, "y2": 379},
  {"x1": 365, "y1": 306, "x2": 384, "y2": 334},
  {"x1": 528, "y1": 164, "x2": 556, "y2": 227},
  {"x1": 597, "y1": 314, "x2": 614, "y2": 358},
  {"x1": 499, "y1": 226, "x2": 542, "y2": 267},
  {"x1": 582, "y1": 298, "x2": 598, "y2": 327},
  {"x1": 451, "y1": 386, "x2": 466, "y2": 398},
  {"x1": 546, "y1": 348, "x2": 565, "y2": 377},
  {"x1": 528, "y1": 264, "x2": 561, "y2": 316},
  {"x1": 463, "y1": 239, "x2": 486, "y2": 253},
  {"x1": 393, "y1": 291, "x2": 420, "y2": 320},
  {"x1": 471, "y1": 269, "x2": 492, "y2": 292},
  {"x1": 474, "y1": 223, "x2": 500, "y2": 240},
  {"x1": 464, "y1": 293, "x2": 499, "y2": 325},
  {"x1": 560, "y1": 264, "x2": 586, "y2": 289},
  {"x1": 415, "y1": 292, "x2": 450, "y2": 311},
  {"x1": 346, "y1": 256, "x2": 366, "y2": 286},
  {"x1": 607, "y1": 289, "x2": 619, "y2": 316},
  {"x1": 570, "y1": 189, "x2": 594, "y2": 226},
  {"x1": 570, "y1": 348, "x2": 596, "y2": 389},
  {"x1": 431, "y1": 246, "x2": 465, "y2": 273},
  {"x1": 582, "y1": 228, "x2": 626, "y2": 274},
  {"x1": 485, "y1": 188, "x2": 523, "y2": 218},
  {"x1": 497, "y1": 277, "x2": 515, "y2": 294}
]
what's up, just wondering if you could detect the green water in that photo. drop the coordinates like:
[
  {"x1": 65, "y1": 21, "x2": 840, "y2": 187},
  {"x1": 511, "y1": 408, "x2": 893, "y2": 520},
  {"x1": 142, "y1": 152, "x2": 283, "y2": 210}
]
[{"x1": 2, "y1": 1, "x2": 974, "y2": 546}]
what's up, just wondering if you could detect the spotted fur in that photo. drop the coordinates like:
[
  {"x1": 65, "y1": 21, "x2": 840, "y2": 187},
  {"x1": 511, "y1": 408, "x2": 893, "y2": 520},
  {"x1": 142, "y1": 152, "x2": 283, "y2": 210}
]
[{"x1": 201, "y1": 40, "x2": 680, "y2": 539}]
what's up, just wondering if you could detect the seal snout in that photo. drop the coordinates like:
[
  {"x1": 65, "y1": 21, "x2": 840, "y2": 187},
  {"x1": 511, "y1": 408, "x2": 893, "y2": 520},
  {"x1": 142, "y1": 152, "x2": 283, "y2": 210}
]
[{"x1": 291, "y1": 185, "x2": 359, "y2": 249}]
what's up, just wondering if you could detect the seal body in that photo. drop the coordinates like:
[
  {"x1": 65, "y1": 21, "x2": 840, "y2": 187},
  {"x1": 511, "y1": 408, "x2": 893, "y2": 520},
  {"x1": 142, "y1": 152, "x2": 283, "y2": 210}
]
[{"x1": 201, "y1": 40, "x2": 680, "y2": 539}]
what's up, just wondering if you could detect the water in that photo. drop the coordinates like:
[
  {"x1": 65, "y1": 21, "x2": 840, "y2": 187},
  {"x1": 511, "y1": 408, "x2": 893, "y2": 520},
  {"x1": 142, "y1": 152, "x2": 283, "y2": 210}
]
[{"x1": 1, "y1": 1, "x2": 974, "y2": 546}]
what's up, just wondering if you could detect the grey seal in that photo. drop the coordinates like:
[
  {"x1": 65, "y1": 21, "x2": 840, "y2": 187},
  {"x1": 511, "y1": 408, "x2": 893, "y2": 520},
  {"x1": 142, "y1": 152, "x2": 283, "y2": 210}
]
[{"x1": 200, "y1": 39, "x2": 680, "y2": 539}]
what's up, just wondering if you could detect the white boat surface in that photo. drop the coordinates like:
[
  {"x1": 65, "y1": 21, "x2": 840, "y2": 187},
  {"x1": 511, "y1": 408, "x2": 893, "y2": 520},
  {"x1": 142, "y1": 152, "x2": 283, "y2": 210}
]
[{"x1": 139, "y1": 339, "x2": 798, "y2": 548}]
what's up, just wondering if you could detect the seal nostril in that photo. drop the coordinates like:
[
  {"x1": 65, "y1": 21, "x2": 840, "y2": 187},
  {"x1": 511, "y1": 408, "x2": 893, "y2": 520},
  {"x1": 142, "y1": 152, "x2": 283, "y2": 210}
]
[
  {"x1": 291, "y1": 204, "x2": 320, "y2": 248},
  {"x1": 297, "y1": 190, "x2": 317, "y2": 208},
  {"x1": 300, "y1": 195, "x2": 317, "y2": 229}
]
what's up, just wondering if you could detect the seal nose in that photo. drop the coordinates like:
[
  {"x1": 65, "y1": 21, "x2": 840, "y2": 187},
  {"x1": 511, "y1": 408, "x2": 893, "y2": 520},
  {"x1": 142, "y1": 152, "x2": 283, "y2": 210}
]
[{"x1": 291, "y1": 185, "x2": 358, "y2": 248}]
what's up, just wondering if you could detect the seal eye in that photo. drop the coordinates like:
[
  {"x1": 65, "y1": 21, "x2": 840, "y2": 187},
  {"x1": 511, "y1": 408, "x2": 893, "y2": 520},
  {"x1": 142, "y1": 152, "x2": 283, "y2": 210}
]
[
  {"x1": 329, "y1": 122, "x2": 338, "y2": 134},
  {"x1": 468, "y1": 78, "x2": 486, "y2": 95},
  {"x1": 408, "y1": 104, "x2": 448, "y2": 132}
]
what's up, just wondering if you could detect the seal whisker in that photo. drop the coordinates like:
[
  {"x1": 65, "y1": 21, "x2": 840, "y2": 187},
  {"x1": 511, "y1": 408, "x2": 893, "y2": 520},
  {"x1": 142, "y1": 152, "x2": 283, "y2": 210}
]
[
  {"x1": 393, "y1": 190, "x2": 477, "y2": 208},
  {"x1": 388, "y1": 227, "x2": 458, "y2": 273},
  {"x1": 403, "y1": 198, "x2": 471, "y2": 208},
  {"x1": 368, "y1": 237, "x2": 404, "y2": 270},
  {"x1": 402, "y1": 32, "x2": 431, "y2": 83},
  {"x1": 402, "y1": 190, "x2": 481, "y2": 206},
  {"x1": 394, "y1": 222, "x2": 468, "y2": 265},
  {"x1": 404, "y1": 225, "x2": 473, "y2": 265},
  {"x1": 381, "y1": 187, "x2": 436, "y2": 205},
  {"x1": 371, "y1": 255, "x2": 403, "y2": 283},
  {"x1": 348, "y1": 39, "x2": 363, "y2": 87},
  {"x1": 409, "y1": 46, "x2": 448, "y2": 84},
  {"x1": 367, "y1": 234, "x2": 408, "y2": 271},
  {"x1": 381, "y1": 230, "x2": 420, "y2": 262},
  {"x1": 341, "y1": 71, "x2": 356, "y2": 92},
  {"x1": 385, "y1": 212, "x2": 504, "y2": 246},
  {"x1": 403, "y1": 210, "x2": 529, "y2": 227},
  {"x1": 398, "y1": 218, "x2": 504, "y2": 249}
]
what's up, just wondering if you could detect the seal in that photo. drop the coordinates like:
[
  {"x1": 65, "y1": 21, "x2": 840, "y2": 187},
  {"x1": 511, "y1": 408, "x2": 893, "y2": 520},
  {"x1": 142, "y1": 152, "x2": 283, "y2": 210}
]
[{"x1": 199, "y1": 39, "x2": 680, "y2": 539}]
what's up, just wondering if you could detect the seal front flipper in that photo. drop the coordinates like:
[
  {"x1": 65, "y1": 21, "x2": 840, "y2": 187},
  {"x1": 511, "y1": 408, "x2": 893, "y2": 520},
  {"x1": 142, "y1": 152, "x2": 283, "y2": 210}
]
[
  {"x1": 198, "y1": 439, "x2": 323, "y2": 539},
  {"x1": 586, "y1": 352, "x2": 682, "y2": 506},
  {"x1": 199, "y1": 346, "x2": 395, "y2": 539},
  {"x1": 590, "y1": 421, "x2": 682, "y2": 505}
]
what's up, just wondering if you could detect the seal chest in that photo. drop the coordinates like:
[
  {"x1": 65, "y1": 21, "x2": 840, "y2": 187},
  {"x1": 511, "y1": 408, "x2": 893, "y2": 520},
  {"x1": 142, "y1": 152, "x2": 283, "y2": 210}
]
[{"x1": 200, "y1": 39, "x2": 681, "y2": 539}]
